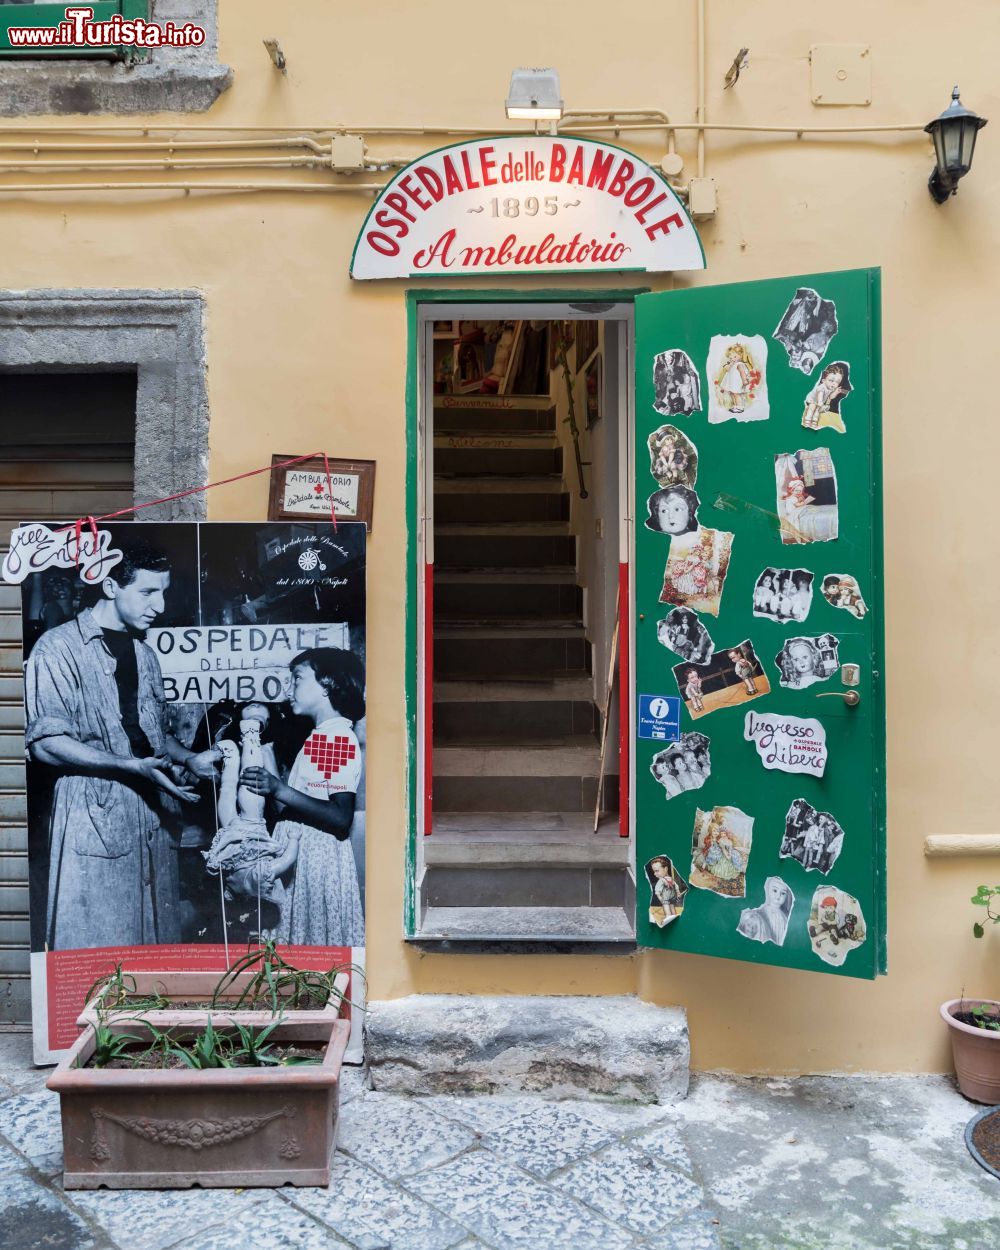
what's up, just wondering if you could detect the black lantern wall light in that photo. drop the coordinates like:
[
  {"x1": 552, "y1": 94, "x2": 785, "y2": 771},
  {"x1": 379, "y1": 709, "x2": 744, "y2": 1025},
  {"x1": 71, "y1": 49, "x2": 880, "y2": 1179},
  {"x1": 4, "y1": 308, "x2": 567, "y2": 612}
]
[{"x1": 925, "y1": 86, "x2": 987, "y2": 203}]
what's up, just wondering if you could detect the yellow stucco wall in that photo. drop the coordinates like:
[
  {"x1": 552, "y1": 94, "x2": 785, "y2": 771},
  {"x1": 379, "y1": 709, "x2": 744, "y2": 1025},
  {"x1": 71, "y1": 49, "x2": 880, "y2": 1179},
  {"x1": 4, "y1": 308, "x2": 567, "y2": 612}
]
[{"x1": 4, "y1": 0, "x2": 999, "y2": 1072}]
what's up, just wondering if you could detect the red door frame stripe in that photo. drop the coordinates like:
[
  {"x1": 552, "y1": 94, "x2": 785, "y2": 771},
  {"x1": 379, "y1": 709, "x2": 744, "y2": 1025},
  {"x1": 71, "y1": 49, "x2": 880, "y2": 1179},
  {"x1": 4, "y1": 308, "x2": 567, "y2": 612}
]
[
  {"x1": 618, "y1": 562, "x2": 630, "y2": 837},
  {"x1": 424, "y1": 561, "x2": 433, "y2": 834}
]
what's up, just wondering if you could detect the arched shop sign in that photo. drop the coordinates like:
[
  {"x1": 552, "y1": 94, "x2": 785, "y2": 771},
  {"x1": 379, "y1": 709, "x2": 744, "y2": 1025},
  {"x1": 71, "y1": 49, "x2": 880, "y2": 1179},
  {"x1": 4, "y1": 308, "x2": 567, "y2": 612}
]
[{"x1": 350, "y1": 136, "x2": 706, "y2": 279}]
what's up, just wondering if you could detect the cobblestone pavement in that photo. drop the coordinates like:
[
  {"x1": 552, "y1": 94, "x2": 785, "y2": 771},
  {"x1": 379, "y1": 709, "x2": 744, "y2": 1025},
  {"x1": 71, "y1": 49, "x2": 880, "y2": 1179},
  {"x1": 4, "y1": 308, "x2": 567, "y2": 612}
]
[{"x1": 1, "y1": 1031, "x2": 998, "y2": 1250}]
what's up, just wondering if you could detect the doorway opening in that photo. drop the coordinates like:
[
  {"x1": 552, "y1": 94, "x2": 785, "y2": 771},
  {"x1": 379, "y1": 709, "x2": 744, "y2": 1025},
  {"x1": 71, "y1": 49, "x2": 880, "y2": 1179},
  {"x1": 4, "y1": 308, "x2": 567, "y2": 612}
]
[{"x1": 414, "y1": 302, "x2": 634, "y2": 943}]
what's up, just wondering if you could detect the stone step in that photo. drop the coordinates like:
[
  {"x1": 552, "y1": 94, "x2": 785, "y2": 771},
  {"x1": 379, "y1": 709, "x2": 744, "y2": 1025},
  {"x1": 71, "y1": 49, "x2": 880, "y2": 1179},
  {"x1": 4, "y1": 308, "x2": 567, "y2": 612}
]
[
  {"x1": 366, "y1": 994, "x2": 688, "y2": 1100},
  {"x1": 434, "y1": 442, "x2": 563, "y2": 477},
  {"x1": 434, "y1": 487, "x2": 569, "y2": 525},
  {"x1": 434, "y1": 627, "x2": 590, "y2": 678},
  {"x1": 425, "y1": 813, "x2": 626, "y2": 861},
  {"x1": 435, "y1": 525, "x2": 576, "y2": 569},
  {"x1": 415, "y1": 907, "x2": 635, "y2": 942},
  {"x1": 434, "y1": 408, "x2": 556, "y2": 433},
  {"x1": 434, "y1": 570, "x2": 582, "y2": 620},
  {"x1": 433, "y1": 740, "x2": 617, "y2": 813},
  {"x1": 434, "y1": 689, "x2": 595, "y2": 740},
  {"x1": 420, "y1": 863, "x2": 633, "y2": 910}
]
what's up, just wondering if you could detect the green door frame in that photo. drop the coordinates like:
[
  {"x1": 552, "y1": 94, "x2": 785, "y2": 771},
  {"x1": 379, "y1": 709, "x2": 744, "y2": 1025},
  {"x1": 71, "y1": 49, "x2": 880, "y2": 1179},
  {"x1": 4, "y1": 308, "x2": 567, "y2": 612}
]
[{"x1": 403, "y1": 286, "x2": 648, "y2": 936}]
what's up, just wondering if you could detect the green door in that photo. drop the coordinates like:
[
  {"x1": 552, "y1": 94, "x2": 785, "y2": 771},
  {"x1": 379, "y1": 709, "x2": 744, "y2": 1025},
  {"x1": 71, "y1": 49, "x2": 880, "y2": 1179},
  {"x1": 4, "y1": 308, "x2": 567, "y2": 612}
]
[{"x1": 634, "y1": 269, "x2": 885, "y2": 979}]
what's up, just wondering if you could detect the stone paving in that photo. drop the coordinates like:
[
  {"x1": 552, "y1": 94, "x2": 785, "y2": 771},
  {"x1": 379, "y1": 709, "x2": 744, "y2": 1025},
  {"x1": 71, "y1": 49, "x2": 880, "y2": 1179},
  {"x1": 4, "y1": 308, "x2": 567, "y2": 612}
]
[{"x1": 1, "y1": 1031, "x2": 998, "y2": 1250}]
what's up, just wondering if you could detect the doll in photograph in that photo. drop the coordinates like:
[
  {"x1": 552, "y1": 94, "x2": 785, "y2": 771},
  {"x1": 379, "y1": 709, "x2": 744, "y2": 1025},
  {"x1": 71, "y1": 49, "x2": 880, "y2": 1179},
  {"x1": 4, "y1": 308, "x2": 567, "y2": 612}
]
[
  {"x1": 683, "y1": 668, "x2": 705, "y2": 714},
  {"x1": 650, "y1": 752, "x2": 681, "y2": 799},
  {"x1": 658, "y1": 608, "x2": 713, "y2": 666},
  {"x1": 649, "y1": 432, "x2": 693, "y2": 487},
  {"x1": 647, "y1": 856, "x2": 686, "y2": 927},
  {"x1": 653, "y1": 350, "x2": 701, "y2": 417},
  {"x1": 738, "y1": 877, "x2": 795, "y2": 946},
  {"x1": 714, "y1": 342, "x2": 756, "y2": 414},
  {"x1": 808, "y1": 888, "x2": 866, "y2": 965},
  {"x1": 645, "y1": 484, "x2": 700, "y2": 537},
  {"x1": 822, "y1": 574, "x2": 867, "y2": 619},
  {"x1": 203, "y1": 705, "x2": 301, "y2": 906},
  {"x1": 773, "y1": 288, "x2": 839, "y2": 374},
  {"x1": 802, "y1": 361, "x2": 852, "y2": 433},
  {"x1": 692, "y1": 814, "x2": 747, "y2": 898},
  {"x1": 777, "y1": 637, "x2": 822, "y2": 689},
  {"x1": 753, "y1": 572, "x2": 774, "y2": 616},
  {"x1": 729, "y1": 647, "x2": 758, "y2": 695}
]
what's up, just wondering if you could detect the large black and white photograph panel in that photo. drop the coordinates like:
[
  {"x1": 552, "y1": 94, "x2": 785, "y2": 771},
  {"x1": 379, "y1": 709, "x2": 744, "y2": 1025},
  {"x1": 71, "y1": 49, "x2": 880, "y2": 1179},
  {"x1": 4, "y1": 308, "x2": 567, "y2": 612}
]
[{"x1": 21, "y1": 520, "x2": 367, "y2": 960}]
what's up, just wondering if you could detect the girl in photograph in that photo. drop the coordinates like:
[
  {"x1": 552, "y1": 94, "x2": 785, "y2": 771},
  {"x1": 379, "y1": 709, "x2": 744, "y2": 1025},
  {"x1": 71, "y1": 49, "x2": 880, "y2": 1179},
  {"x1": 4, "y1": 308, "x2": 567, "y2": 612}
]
[
  {"x1": 650, "y1": 753, "x2": 681, "y2": 799},
  {"x1": 753, "y1": 572, "x2": 774, "y2": 615},
  {"x1": 644, "y1": 485, "x2": 700, "y2": 536},
  {"x1": 714, "y1": 342, "x2": 755, "y2": 414},
  {"x1": 240, "y1": 647, "x2": 365, "y2": 948},
  {"x1": 738, "y1": 877, "x2": 795, "y2": 946},
  {"x1": 684, "y1": 668, "x2": 705, "y2": 714},
  {"x1": 659, "y1": 525, "x2": 734, "y2": 616},
  {"x1": 802, "y1": 361, "x2": 852, "y2": 433},
  {"x1": 729, "y1": 647, "x2": 758, "y2": 695},
  {"x1": 778, "y1": 637, "x2": 822, "y2": 689}
]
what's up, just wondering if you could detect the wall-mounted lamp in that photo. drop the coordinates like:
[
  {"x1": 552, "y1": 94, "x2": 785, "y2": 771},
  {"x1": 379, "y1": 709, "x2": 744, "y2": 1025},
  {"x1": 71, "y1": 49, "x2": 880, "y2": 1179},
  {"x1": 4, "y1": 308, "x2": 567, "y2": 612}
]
[
  {"x1": 505, "y1": 68, "x2": 563, "y2": 121},
  {"x1": 925, "y1": 86, "x2": 987, "y2": 203}
]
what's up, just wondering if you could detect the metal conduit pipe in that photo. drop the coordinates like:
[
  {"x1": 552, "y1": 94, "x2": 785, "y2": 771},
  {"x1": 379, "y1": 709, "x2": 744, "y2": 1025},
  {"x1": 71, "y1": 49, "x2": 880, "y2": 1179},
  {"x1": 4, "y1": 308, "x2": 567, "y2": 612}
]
[
  {"x1": 0, "y1": 137, "x2": 330, "y2": 153},
  {"x1": 0, "y1": 156, "x2": 328, "y2": 172}
]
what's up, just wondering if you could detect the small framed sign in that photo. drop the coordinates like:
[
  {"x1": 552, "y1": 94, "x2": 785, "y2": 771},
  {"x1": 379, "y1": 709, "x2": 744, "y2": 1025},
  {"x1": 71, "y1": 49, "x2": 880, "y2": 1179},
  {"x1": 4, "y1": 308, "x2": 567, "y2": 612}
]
[{"x1": 268, "y1": 455, "x2": 376, "y2": 530}]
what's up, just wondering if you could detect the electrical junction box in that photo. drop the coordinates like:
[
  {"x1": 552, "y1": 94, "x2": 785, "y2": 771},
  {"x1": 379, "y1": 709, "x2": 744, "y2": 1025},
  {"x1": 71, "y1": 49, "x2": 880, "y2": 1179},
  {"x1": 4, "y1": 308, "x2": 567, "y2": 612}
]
[
  {"x1": 330, "y1": 134, "x2": 367, "y2": 172},
  {"x1": 686, "y1": 177, "x2": 717, "y2": 220},
  {"x1": 810, "y1": 44, "x2": 871, "y2": 106}
]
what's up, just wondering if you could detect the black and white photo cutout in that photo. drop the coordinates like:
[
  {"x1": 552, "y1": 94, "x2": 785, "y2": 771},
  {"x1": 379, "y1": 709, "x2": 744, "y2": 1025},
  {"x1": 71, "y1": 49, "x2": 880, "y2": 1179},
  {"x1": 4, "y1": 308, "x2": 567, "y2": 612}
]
[
  {"x1": 656, "y1": 607, "x2": 715, "y2": 665},
  {"x1": 652, "y1": 349, "x2": 702, "y2": 417},
  {"x1": 737, "y1": 876, "x2": 795, "y2": 947},
  {"x1": 645, "y1": 855, "x2": 689, "y2": 929},
  {"x1": 650, "y1": 731, "x2": 711, "y2": 800},
  {"x1": 647, "y1": 424, "x2": 698, "y2": 489},
  {"x1": 772, "y1": 287, "x2": 839, "y2": 374},
  {"x1": 775, "y1": 634, "x2": 840, "y2": 690},
  {"x1": 752, "y1": 567, "x2": 814, "y2": 624},
  {"x1": 780, "y1": 799, "x2": 846, "y2": 875},
  {"x1": 644, "y1": 484, "x2": 700, "y2": 537}
]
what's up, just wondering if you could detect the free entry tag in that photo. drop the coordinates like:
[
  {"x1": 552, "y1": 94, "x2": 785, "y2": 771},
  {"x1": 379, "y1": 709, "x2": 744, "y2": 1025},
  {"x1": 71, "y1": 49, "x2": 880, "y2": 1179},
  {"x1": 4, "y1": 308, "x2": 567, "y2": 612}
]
[{"x1": 638, "y1": 694, "x2": 682, "y2": 742}]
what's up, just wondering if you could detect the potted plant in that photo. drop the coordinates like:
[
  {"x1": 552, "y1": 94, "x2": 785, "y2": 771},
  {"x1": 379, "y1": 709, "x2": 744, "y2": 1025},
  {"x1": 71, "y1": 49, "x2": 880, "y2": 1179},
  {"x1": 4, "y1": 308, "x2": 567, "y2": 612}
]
[
  {"x1": 77, "y1": 941, "x2": 353, "y2": 1032},
  {"x1": 49, "y1": 945, "x2": 359, "y2": 1189},
  {"x1": 940, "y1": 884, "x2": 1000, "y2": 1104}
]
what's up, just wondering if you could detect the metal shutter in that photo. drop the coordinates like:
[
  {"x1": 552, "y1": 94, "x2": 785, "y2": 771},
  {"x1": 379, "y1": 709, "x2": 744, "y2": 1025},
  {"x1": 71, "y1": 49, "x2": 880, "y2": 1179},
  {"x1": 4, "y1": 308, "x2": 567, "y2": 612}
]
[{"x1": 0, "y1": 373, "x2": 135, "y2": 1026}]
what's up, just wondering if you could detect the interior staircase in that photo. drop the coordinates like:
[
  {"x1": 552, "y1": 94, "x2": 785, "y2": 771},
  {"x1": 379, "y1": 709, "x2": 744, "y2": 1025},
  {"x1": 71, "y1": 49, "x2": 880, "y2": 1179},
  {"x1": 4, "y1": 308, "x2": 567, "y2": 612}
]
[{"x1": 420, "y1": 399, "x2": 634, "y2": 943}]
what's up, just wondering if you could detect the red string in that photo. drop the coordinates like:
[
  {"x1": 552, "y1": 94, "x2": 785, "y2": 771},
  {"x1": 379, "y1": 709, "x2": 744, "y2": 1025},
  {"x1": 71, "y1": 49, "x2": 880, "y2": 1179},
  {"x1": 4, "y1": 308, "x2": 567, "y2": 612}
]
[{"x1": 62, "y1": 451, "x2": 339, "y2": 563}]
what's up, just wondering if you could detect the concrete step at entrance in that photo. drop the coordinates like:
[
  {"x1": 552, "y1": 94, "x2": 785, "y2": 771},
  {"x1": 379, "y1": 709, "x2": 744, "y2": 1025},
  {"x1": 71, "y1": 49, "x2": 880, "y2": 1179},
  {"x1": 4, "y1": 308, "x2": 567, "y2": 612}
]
[
  {"x1": 434, "y1": 570, "x2": 582, "y2": 619},
  {"x1": 434, "y1": 442, "x2": 563, "y2": 476},
  {"x1": 417, "y1": 905, "x2": 635, "y2": 942},
  {"x1": 434, "y1": 677, "x2": 596, "y2": 739},
  {"x1": 435, "y1": 486, "x2": 569, "y2": 525},
  {"x1": 426, "y1": 812, "x2": 625, "y2": 859},
  {"x1": 421, "y1": 863, "x2": 632, "y2": 910},
  {"x1": 435, "y1": 524, "x2": 575, "y2": 569},
  {"x1": 433, "y1": 626, "x2": 590, "y2": 678},
  {"x1": 434, "y1": 406, "x2": 556, "y2": 433},
  {"x1": 434, "y1": 739, "x2": 618, "y2": 812}
]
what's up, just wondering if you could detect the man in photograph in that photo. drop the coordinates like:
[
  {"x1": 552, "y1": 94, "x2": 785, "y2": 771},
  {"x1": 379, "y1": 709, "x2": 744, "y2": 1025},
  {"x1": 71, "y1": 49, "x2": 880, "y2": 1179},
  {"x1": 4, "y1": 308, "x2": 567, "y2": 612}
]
[{"x1": 25, "y1": 540, "x2": 220, "y2": 951}]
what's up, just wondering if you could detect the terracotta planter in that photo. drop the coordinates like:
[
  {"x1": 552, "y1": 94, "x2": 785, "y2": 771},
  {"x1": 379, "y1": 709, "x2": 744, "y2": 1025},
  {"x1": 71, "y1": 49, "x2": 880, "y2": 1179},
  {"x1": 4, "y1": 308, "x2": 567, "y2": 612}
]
[
  {"x1": 940, "y1": 998, "x2": 1000, "y2": 1104},
  {"x1": 77, "y1": 969, "x2": 350, "y2": 1032},
  {"x1": 48, "y1": 1017, "x2": 350, "y2": 1189}
]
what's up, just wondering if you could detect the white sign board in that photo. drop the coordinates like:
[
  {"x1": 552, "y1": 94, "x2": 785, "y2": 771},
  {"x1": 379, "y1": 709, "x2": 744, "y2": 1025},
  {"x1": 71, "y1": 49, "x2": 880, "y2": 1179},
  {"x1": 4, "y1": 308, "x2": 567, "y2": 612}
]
[
  {"x1": 148, "y1": 623, "x2": 349, "y2": 703},
  {"x1": 282, "y1": 470, "x2": 361, "y2": 518},
  {"x1": 744, "y1": 711, "x2": 828, "y2": 778},
  {"x1": 351, "y1": 136, "x2": 705, "y2": 279}
]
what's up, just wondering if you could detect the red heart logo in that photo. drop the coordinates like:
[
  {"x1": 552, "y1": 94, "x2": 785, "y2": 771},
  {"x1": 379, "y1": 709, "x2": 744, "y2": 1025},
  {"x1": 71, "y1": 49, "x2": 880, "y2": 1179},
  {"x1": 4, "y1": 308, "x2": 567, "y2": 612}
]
[{"x1": 303, "y1": 733, "x2": 356, "y2": 779}]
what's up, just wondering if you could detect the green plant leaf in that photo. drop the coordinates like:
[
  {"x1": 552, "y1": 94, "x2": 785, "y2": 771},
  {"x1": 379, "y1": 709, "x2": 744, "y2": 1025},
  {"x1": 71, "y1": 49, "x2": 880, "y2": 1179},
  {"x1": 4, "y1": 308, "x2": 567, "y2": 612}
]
[{"x1": 974, "y1": 922, "x2": 985, "y2": 938}]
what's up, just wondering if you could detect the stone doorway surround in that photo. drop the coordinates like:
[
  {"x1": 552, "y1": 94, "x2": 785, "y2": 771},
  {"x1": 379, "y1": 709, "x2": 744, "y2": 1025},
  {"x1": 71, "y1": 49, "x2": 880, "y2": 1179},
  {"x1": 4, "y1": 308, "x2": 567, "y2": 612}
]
[{"x1": 0, "y1": 288, "x2": 209, "y2": 518}]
